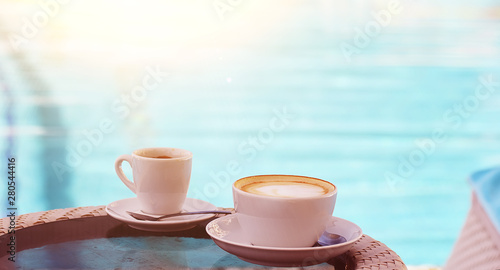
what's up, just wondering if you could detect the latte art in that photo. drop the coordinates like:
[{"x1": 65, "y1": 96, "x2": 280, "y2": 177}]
[{"x1": 241, "y1": 181, "x2": 328, "y2": 198}]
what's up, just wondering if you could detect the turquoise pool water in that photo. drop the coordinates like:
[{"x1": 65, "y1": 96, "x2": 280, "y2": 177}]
[{"x1": 1, "y1": 0, "x2": 500, "y2": 266}]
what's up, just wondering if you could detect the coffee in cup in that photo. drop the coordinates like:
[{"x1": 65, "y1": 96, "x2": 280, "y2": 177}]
[
  {"x1": 233, "y1": 175, "x2": 337, "y2": 247},
  {"x1": 239, "y1": 179, "x2": 331, "y2": 198},
  {"x1": 114, "y1": 147, "x2": 192, "y2": 215}
]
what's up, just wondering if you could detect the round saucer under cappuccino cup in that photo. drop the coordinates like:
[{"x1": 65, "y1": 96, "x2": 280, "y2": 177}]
[
  {"x1": 233, "y1": 175, "x2": 337, "y2": 248},
  {"x1": 114, "y1": 147, "x2": 192, "y2": 215}
]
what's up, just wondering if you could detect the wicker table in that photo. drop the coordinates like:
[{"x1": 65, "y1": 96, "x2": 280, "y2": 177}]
[{"x1": 0, "y1": 206, "x2": 406, "y2": 269}]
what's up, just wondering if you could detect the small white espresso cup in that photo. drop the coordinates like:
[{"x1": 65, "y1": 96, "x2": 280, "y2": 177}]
[
  {"x1": 233, "y1": 175, "x2": 337, "y2": 248},
  {"x1": 114, "y1": 147, "x2": 192, "y2": 215}
]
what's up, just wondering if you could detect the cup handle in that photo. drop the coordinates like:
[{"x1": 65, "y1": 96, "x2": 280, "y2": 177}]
[{"x1": 114, "y1": 154, "x2": 136, "y2": 193}]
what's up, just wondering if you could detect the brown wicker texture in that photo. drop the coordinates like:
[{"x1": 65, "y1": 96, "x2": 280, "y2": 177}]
[
  {"x1": 0, "y1": 206, "x2": 106, "y2": 234},
  {"x1": 0, "y1": 206, "x2": 407, "y2": 269},
  {"x1": 349, "y1": 235, "x2": 407, "y2": 270},
  {"x1": 444, "y1": 193, "x2": 500, "y2": 270}
]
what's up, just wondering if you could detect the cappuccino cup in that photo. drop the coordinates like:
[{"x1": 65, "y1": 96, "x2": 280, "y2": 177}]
[
  {"x1": 114, "y1": 147, "x2": 192, "y2": 215},
  {"x1": 233, "y1": 175, "x2": 337, "y2": 248}
]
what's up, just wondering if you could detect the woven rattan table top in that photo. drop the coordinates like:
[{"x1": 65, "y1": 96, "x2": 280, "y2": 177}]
[{"x1": 0, "y1": 206, "x2": 406, "y2": 269}]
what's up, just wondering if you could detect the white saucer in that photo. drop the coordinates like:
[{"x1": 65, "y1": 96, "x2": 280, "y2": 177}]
[
  {"x1": 105, "y1": 197, "x2": 218, "y2": 232},
  {"x1": 206, "y1": 214, "x2": 362, "y2": 267}
]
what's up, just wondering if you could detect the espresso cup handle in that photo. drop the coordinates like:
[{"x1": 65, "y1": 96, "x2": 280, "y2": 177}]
[{"x1": 114, "y1": 154, "x2": 136, "y2": 193}]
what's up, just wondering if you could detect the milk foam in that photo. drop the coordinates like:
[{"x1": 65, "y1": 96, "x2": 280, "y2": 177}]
[{"x1": 243, "y1": 181, "x2": 327, "y2": 198}]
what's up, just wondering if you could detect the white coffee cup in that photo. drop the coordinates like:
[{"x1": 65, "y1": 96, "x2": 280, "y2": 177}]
[
  {"x1": 114, "y1": 147, "x2": 192, "y2": 215},
  {"x1": 233, "y1": 175, "x2": 337, "y2": 248}
]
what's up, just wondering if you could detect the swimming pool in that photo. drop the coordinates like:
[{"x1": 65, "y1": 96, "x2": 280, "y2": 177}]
[{"x1": 1, "y1": 0, "x2": 500, "y2": 266}]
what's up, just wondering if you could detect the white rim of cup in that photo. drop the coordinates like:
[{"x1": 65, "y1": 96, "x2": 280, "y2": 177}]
[
  {"x1": 132, "y1": 147, "x2": 193, "y2": 161},
  {"x1": 233, "y1": 174, "x2": 337, "y2": 200}
]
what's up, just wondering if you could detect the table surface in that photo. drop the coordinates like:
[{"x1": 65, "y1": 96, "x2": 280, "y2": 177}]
[{"x1": 0, "y1": 206, "x2": 407, "y2": 269}]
